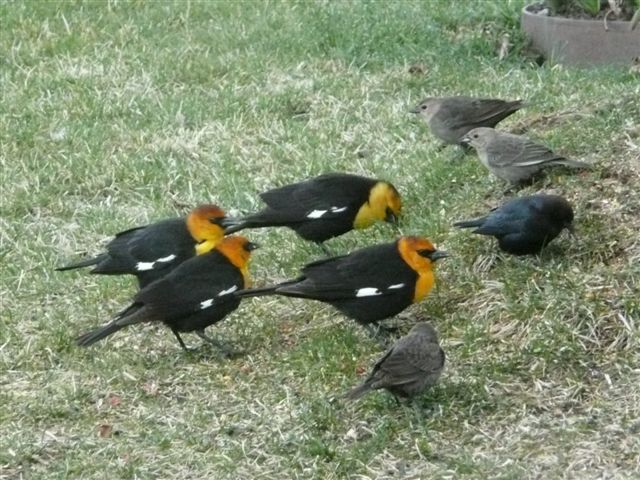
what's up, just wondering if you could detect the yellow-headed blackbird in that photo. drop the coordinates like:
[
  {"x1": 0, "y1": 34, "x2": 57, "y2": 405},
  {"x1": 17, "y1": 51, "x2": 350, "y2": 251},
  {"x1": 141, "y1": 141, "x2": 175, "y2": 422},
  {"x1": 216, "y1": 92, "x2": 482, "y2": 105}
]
[
  {"x1": 223, "y1": 173, "x2": 402, "y2": 254},
  {"x1": 57, "y1": 204, "x2": 228, "y2": 288},
  {"x1": 346, "y1": 322, "x2": 445, "y2": 401},
  {"x1": 237, "y1": 236, "x2": 447, "y2": 336},
  {"x1": 410, "y1": 96, "x2": 524, "y2": 146},
  {"x1": 454, "y1": 194, "x2": 574, "y2": 255},
  {"x1": 75, "y1": 235, "x2": 258, "y2": 353},
  {"x1": 461, "y1": 128, "x2": 591, "y2": 185}
]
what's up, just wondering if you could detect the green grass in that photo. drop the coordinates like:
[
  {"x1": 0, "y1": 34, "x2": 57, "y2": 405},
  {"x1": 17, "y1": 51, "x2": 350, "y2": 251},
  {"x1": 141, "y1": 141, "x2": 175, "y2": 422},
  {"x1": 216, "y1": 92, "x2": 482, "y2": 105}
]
[{"x1": 1, "y1": 0, "x2": 639, "y2": 478}]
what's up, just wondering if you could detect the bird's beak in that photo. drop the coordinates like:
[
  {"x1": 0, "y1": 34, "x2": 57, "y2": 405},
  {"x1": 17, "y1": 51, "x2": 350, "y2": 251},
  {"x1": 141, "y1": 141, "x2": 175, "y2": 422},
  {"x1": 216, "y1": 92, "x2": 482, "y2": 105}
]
[
  {"x1": 385, "y1": 210, "x2": 399, "y2": 224},
  {"x1": 428, "y1": 250, "x2": 449, "y2": 261},
  {"x1": 409, "y1": 106, "x2": 421, "y2": 114},
  {"x1": 460, "y1": 136, "x2": 471, "y2": 146},
  {"x1": 245, "y1": 241, "x2": 260, "y2": 251}
]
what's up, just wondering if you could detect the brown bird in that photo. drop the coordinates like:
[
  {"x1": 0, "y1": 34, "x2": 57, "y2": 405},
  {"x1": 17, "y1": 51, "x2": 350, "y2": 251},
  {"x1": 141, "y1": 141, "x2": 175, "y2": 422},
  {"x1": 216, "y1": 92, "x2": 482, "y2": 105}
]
[
  {"x1": 410, "y1": 96, "x2": 524, "y2": 147},
  {"x1": 462, "y1": 127, "x2": 591, "y2": 186},
  {"x1": 346, "y1": 322, "x2": 445, "y2": 401}
]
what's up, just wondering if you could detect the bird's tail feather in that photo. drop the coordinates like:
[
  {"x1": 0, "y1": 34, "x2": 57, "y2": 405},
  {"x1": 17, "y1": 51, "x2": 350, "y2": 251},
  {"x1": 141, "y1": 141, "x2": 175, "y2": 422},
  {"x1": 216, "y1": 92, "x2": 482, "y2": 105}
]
[
  {"x1": 453, "y1": 217, "x2": 485, "y2": 229},
  {"x1": 76, "y1": 321, "x2": 124, "y2": 347},
  {"x1": 344, "y1": 381, "x2": 373, "y2": 400},
  {"x1": 222, "y1": 220, "x2": 251, "y2": 235},
  {"x1": 56, "y1": 254, "x2": 106, "y2": 271},
  {"x1": 75, "y1": 306, "x2": 147, "y2": 347},
  {"x1": 555, "y1": 159, "x2": 592, "y2": 170},
  {"x1": 235, "y1": 285, "x2": 280, "y2": 297}
]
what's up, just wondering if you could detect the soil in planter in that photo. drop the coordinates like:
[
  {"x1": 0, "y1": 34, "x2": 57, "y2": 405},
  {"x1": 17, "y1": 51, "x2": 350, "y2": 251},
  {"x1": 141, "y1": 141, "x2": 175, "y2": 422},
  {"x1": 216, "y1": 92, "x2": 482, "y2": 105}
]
[{"x1": 529, "y1": 1, "x2": 636, "y2": 21}]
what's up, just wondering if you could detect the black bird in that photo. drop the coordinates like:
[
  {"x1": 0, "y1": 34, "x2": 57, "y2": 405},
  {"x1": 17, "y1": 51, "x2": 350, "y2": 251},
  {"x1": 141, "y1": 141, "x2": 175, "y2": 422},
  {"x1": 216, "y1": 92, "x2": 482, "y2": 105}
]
[
  {"x1": 57, "y1": 204, "x2": 228, "y2": 288},
  {"x1": 223, "y1": 173, "x2": 402, "y2": 255},
  {"x1": 454, "y1": 194, "x2": 574, "y2": 255},
  {"x1": 237, "y1": 236, "x2": 448, "y2": 337},
  {"x1": 346, "y1": 322, "x2": 445, "y2": 401},
  {"x1": 75, "y1": 236, "x2": 258, "y2": 354}
]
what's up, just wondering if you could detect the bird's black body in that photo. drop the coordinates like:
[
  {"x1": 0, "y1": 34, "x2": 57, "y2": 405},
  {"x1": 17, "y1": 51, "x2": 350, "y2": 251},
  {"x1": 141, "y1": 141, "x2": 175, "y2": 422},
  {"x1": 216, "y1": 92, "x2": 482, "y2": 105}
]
[
  {"x1": 238, "y1": 241, "x2": 419, "y2": 326},
  {"x1": 57, "y1": 218, "x2": 197, "y2": 288},
  {"x1": 454, "y1": 194, "x2": 574, "y2": 255},
  {"x1": 224, "y1": 173, "x2": 378, "y2": 243},
  {"x1": 76, "y1": 249, "x2": 245, "y2": 349}
]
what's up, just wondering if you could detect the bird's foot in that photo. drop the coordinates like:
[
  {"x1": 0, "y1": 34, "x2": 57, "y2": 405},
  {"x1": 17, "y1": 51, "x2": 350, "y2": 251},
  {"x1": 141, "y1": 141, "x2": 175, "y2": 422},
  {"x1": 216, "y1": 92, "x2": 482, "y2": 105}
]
[{"x1": 195, "y1": 330, "x2": 245, "y2": 359}]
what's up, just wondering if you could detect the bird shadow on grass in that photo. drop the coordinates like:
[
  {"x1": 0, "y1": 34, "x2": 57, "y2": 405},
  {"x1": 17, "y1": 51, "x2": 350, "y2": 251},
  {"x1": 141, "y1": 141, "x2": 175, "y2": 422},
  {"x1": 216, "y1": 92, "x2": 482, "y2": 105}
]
[
  {"x1": 359, "y1": 380, "x2": 497, "y2": 422},
  {"x1": 176, "y1": 340, "x2": 247, "y2": 363}
]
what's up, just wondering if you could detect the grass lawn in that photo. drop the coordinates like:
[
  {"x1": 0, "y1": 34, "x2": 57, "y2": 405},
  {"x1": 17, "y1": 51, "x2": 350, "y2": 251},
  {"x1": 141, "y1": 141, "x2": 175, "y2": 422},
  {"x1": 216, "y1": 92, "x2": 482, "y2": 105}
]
[{"x1": 1, "y1": 0, "x2": 639, "y2": 478}]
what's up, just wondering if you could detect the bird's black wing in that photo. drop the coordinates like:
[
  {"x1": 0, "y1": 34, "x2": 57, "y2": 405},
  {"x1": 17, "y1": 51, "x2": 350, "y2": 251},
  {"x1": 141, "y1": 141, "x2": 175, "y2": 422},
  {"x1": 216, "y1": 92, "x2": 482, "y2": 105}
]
[
  {"x1": 471, "y1": 199, "x2": 534, "y2": 237},
  {"x1": 260, "y1": 173, "x2": 375, "y2": 218},
  {"x1": 95, "y1": 218, "x2": 194, "y2": 283},
  {"x1": 134, "y1": 251, "x2": 244, "y2": 320},
  {"x1": 281, "y1": 243, "x2": 416, "y2": 300},
  {"x1": 124, "y1": 218, "x2": 192, "y2": 263}
]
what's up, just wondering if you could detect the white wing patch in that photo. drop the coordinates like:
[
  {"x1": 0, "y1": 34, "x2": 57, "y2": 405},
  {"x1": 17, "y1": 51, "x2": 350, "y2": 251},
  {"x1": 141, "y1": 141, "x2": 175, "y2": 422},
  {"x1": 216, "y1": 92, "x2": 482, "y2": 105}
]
[
  {"x1": 135, "y1": 254, "x2": 177, "y2": 271},
  {"x1": 135, "y1": 261, "x2": 155, "y2": 271},
  {"x1": 330, "y1": 206, "x2": 347, "y2": 213},
  {"x1": 217, "y1": 285, "x2": 238, "y2": 296},
  {"x1": 307, "y1": 209, "x2": 327, "y2": 219},
  {"x1": 200, "y1": 299, "x2": 214, "y2": 310},
  {"x1": 387, "y1": 283, "x2": 405, "y2": 290},
  {"x1": 356, "y1": 287, "x2": 382, "y2": 297}
]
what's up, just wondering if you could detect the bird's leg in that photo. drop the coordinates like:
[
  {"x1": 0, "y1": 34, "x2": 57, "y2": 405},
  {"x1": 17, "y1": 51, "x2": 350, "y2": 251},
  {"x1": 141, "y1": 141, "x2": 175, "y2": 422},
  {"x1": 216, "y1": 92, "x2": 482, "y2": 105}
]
[
  {"x1": 171, "y1": 329, "x2": 192, "y2": 352},
  {"x1": 436, "y1": 143, "x2": 448, "y2": 153},
  {"x1": 362, "y1": 324, "x2": 392, "y2": 347},
  {"x1": 195, "y1": 329, "x2": 244, "y2": 358},
  {"x1": 502, "y1": 184, "x2": 516, "y2": 196},
  {"x1": 317, "y1": 242, "x2": 332, "y2": 257}
]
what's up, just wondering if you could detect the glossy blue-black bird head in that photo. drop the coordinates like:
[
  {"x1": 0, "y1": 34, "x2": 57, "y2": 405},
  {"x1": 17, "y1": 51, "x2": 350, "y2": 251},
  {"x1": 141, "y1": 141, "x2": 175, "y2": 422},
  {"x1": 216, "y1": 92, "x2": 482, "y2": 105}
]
[{"x1": 543, "y1": 195, "x2": 574, "y2": 233}]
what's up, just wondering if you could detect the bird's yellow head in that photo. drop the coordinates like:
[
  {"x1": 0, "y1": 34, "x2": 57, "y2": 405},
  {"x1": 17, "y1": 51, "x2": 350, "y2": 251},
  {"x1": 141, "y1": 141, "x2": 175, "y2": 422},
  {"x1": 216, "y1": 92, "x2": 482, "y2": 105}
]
[
  {"x1": 354, "y1": 181, "x2": 402, "y2": 230},
  {"x1": 215, "y1": 235, "x2": 259, "y2": 286},
  {"x1": 186, "y1": 204, "x2": 227, "y2": 254},
  {"x1": 397, "y1": 236, "x2": 448, "y2": 302}
]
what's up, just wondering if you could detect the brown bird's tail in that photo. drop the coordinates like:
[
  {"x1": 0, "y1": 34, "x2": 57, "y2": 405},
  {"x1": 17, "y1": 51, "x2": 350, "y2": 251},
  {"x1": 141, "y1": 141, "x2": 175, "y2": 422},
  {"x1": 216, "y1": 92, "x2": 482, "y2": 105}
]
[
  {"x1": 75, "y1": 305, "x2": 147, "y2": 347},
  {"x1": 344, "y1": 381, "x2": 374, "y2": 400},
  {"x1": 56, "y1": 254, "x2": 107, "y2": 271},
  {"x1": 554, "y1": 159, "x2": 592, "y2": 170}
]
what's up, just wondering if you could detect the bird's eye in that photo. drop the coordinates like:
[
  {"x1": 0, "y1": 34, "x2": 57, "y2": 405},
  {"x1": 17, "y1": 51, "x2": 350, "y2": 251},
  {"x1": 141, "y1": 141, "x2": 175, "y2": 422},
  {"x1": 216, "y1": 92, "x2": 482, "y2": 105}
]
[
  {"x1": 421, "y1": 104, "x2": 428, "y2": 110},
  {"x1": 473, "y1": 134, "x2": 479, "y2": 139}
]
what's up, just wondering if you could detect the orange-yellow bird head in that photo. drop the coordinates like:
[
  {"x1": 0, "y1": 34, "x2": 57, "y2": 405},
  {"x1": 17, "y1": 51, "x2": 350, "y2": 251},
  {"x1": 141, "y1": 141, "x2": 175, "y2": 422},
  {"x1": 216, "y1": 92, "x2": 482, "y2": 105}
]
[
  {"x1": 186, "y1": 204, "x2": 227, "y2": 245},
  {"x1": 215, "y1": 235, "x2": 259, "y2": 286},
  {"x1": 397, "y1": 236, "x2": 448, "y2": 274},
  {"x1": 397, "y1": 236, "x2": 448, "y2": 303}
]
